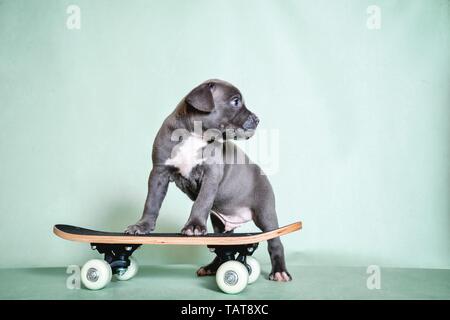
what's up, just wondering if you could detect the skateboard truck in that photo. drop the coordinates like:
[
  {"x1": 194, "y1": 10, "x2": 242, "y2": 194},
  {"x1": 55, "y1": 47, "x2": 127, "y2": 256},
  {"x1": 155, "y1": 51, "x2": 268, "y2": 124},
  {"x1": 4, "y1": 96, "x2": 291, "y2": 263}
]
[
  {"x1": 91, "y1": 243, "x2": 141, "y2": 275},
  {"x1": 208, "y1": 243, "x2": 259, "y2": 272}
]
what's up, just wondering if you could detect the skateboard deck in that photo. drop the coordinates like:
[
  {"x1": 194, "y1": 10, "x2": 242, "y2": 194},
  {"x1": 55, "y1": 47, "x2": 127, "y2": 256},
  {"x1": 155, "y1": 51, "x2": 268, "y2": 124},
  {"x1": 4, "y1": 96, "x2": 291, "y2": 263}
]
[{"x1": 53, "y1": 221, "x2": 302, "y2": 245}]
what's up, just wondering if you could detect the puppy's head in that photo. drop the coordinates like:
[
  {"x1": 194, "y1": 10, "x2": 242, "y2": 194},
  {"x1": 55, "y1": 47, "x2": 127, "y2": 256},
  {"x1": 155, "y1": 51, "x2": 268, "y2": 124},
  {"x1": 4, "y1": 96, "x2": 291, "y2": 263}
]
[{"x1": 184, "y1": 79, "x2": 259, "y2": 140}]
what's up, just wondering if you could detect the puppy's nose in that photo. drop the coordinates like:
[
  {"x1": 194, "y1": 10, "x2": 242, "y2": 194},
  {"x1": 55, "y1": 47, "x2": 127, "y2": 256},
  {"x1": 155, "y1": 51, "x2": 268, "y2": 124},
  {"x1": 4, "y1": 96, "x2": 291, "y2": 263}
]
[{"x1": 252, "y1": 114, "x2": 260, "y2": 126}]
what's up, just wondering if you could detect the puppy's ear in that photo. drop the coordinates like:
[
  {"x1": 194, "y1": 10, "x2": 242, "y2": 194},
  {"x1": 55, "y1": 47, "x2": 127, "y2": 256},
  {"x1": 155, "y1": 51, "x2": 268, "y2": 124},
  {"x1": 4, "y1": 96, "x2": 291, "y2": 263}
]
[{"x1": 185, "y1": 83, "x2": 214, "y2": 112}]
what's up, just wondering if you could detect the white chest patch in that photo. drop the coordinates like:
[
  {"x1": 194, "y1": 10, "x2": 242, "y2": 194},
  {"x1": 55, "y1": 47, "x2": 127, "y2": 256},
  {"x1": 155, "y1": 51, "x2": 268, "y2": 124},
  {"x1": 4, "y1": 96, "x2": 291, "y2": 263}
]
[{"x1": 165, "y1": 135, "x2": 207, "y2": 178}]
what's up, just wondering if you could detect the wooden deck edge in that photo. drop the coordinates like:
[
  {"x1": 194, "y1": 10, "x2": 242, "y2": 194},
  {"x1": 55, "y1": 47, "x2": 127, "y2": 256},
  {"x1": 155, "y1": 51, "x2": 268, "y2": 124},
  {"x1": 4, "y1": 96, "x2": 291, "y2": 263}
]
[{"x1": 53, "y1": 221, "x2": 302, "y2": 245}]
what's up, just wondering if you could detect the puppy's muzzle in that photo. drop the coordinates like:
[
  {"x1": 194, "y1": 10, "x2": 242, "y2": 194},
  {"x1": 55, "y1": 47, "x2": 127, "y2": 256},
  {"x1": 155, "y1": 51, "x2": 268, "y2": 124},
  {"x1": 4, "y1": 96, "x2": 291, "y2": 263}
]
[
  {"x1": 232, "y1": 106, "x2": 259, "y2": 131},
  {"x1": 242, "y1": 113, "x2": 259, "y2": 130}
]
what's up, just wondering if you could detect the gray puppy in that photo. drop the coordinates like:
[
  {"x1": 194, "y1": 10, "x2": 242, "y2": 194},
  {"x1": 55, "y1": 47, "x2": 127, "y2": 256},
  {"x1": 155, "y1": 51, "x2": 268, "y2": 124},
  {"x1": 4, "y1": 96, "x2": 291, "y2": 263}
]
[{"x1": 126, "y1": 79, "x2": 291, "y2": 281}]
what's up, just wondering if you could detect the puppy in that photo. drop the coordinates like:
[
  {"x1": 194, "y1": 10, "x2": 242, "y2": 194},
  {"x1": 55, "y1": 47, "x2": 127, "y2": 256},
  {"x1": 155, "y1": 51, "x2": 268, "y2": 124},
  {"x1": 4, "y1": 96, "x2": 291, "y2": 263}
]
[{"x1": 126, "y1": 79, "x2": 291, "y2": 281}]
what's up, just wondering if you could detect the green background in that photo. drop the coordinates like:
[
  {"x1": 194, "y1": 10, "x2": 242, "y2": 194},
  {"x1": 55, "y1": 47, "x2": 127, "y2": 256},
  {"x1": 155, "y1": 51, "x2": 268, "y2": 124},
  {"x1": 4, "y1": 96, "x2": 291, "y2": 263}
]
[{"x1": 0, "y1": 0, "x2": 448, "y2": 270}]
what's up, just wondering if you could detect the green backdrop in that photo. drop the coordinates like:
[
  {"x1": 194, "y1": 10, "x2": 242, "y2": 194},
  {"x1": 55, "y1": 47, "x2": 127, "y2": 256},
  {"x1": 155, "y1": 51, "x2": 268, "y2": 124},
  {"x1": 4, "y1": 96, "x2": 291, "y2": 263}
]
[{"x1": 0, "y1": 0, "x2": 448, "y2": 269}]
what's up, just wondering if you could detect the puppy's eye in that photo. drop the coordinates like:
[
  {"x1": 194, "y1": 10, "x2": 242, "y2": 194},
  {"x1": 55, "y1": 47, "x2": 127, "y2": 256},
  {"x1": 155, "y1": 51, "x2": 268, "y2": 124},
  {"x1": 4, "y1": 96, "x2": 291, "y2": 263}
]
[{"x1": 231, "y1": 97, "x2": 240, "y2": 107}]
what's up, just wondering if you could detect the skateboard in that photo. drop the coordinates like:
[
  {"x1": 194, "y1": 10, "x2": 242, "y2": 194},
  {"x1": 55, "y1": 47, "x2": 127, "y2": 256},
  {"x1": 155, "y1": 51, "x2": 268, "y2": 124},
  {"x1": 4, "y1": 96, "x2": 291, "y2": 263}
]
[{"x1": 54, "y1": 221, "x2": 302, "y2": 293}]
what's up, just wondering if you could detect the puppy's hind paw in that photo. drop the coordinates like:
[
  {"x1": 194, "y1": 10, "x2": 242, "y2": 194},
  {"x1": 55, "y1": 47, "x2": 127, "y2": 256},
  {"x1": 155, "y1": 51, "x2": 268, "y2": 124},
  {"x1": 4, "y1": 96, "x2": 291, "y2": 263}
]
[{"x1": 196, "y1": 266, "x2": 216, "y2": 277}]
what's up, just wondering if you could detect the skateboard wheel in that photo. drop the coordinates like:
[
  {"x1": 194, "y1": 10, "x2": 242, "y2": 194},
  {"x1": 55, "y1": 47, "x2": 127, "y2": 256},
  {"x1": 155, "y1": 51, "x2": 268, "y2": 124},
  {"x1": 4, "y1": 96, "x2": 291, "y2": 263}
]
[
  {"x1": 245, "y1": 256, "x2": 261, "y2": 284},
  {"x1": 216, "y1": 261, "x2": 249, "y2": 294},
  {"x1": 81, "y1": 259, "x2": 112, "y2": 290},
  {"x1": 115, "y1": 257, "x2": 139, "y2": 281}
]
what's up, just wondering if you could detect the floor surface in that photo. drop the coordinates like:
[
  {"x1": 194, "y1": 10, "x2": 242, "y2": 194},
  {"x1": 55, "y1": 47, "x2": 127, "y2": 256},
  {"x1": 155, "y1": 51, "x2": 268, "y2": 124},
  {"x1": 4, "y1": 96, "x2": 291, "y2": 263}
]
[{"x1": 0, "y1": 264, "x2": 448, "y2": 299}]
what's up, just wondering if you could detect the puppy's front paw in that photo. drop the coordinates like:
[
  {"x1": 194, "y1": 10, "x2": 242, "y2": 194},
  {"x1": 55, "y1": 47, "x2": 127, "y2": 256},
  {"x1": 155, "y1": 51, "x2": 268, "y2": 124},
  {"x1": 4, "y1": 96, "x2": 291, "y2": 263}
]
[
  {"x1": 125, "y1": 221, "x2": 154, "y2": 235},
  {"x1": 181, "y1": 222, "x2": 207, "y2": 236},
  {"x1": 269, "y1": 270, "x2": 292, "y2": 282}
]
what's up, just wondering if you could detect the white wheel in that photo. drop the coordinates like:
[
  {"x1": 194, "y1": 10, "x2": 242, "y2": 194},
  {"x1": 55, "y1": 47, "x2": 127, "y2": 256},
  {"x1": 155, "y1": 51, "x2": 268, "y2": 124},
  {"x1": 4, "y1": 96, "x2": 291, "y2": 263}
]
[
  {"x1": 81, "y1": 259, "x2": 112, "y2": 290},
  {"x1": 216, "y1": 260, "x2": 249, "y2": 294},
  {"x1": 115, "y1": 257, "x2": 139, "y2": 281},
  {"x1": 246, "y1": 256, "x2": 261, "y2": 284}
]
